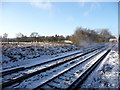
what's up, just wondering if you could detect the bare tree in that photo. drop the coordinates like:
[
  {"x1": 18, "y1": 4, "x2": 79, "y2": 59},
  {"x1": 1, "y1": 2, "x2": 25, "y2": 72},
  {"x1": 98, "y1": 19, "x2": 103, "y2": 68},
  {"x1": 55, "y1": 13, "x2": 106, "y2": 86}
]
[
  {"x1": 99, "y1": 29, "x2": 112, "y2": 42},
  {"x1": 30, "y1": 32, "x2": 39, "y2": 42},
  {"x1": 16, "y1": 33, "x2": 24, "y2": 38},
  {"x1": 16, "y1": 33, "x2": 24, "y2": 42},
  {"x1": 2, "y1": 33, "x2": 8, "y2": 42},
  {"x1": 70, "y1": 27, "x2": 111, "y2": 46},
  {"x1": 30, "y1": 32, "x2": 39, "y2": 37},
  {"x1": 3, "y1": 33, "x2": 8, "y2": 39},
  {"x1": 70, "y1": 27, "x2": 92, "y2": 46},
  {"x1": 99, "y1": 29, "x2": 111, "y2": 37}
]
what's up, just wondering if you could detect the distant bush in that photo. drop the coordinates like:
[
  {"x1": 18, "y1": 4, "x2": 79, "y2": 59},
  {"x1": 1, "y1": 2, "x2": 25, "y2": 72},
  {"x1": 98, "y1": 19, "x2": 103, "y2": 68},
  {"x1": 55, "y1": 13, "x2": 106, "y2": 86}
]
[{"x1": 69, "y1": 27, "x2": 114, "y2": 46}]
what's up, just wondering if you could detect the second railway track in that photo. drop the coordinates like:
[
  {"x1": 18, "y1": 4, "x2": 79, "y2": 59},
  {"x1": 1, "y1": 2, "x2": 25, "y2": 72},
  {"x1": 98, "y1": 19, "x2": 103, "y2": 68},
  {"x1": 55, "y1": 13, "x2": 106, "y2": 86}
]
[
  {"x1": 2, "y1": 45, "x2": 104, "y2": 76},
  {"x1": 34, "y1": 49, "x2": 111, "y2": 90}
]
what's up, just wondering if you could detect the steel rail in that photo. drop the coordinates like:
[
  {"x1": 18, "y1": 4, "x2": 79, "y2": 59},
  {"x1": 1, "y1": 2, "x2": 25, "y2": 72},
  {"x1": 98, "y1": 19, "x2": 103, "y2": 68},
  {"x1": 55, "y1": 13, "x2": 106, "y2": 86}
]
[
  {"x1": 2, "y1": 46, "x2": 104, "y2": 76},
  {"x1": 33, "y1": 48, "x2": 107, "y2": 90},
  {"x1": 2, "y1": 46, "x2": 104, "y2": 88}
]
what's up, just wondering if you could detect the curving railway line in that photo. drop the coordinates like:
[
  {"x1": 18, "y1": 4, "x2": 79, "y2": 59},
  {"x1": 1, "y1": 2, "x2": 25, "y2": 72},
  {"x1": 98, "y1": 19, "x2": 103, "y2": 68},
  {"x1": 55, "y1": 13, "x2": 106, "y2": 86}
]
[
  {"x1": 1, "y1": 44, "x2": 113, "y2": 89},
  {"x1": 2, "y1": 45, "x2": 104, "y2": 76},
  {"x1": 34, "y1": 49, "x2": 111, "y2": 90}
]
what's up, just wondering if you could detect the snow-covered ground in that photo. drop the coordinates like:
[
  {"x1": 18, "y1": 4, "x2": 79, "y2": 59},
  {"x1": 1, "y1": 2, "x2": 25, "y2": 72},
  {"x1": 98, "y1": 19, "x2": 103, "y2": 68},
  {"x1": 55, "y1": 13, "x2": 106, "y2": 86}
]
[
  {"x1": 81, "y1": 43, "x2": 119, "y2": 88},
  {"x1": 2, "y1": 44, "x2": 81, "y2": 69},
  {"x1": 2, "y1": 43, "x2": 103, "y2": 70},
  {"x1": 2, "y1": 42, "x2": 118, "y2": 89},
  {"x1": 5, "y1": 47, "x2": 106, "y2": 88}
]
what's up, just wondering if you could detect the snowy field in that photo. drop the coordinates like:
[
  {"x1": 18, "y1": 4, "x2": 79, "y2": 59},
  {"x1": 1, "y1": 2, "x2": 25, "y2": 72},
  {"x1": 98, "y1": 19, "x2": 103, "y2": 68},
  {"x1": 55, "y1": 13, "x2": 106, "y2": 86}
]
[
  {"x1": 2, "y1": 42, "x2": 104, "y2": 70},
  {"x1": 3, "y1": 47, "x2": 105, "y2": 88},
  {"x1": 2, "y1": 44, "x2": 81, "y2": 70},
  {"x1": 1, "y1": 42, "x2": 119, "y2": 89},
  {"x1": 81, "y1": 43, "x2": 119, "y2": 88}
]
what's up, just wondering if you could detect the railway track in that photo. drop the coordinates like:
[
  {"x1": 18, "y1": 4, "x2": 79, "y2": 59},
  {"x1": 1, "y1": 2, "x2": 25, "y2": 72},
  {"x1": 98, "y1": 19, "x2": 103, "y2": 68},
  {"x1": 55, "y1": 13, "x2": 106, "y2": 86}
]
[
  {"x1": 2, "y1": 45, "x2": 104, "y2": 76},
  {"x1": 34, "y1": 49, "x2": 111, "y2": 90},
  {"x1": 2, "y1": 45, "x2": 109, "y2": 89}
]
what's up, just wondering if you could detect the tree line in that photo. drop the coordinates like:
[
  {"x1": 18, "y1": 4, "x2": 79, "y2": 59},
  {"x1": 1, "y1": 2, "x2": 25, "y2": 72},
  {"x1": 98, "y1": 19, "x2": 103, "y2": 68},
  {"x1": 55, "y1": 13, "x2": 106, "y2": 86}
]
[
  {"x1": 0, "y1": 32, "x2": 67, "y2": 42},
  {"x1": 0, "y1": 27, "x2": 116, "y2": 46},
  {"x1": 16, "y1": 33, "x2": 66, "y2": 42},
  {"x1": 69, "y1": 27, "x2": 116, "y2": 46}
]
